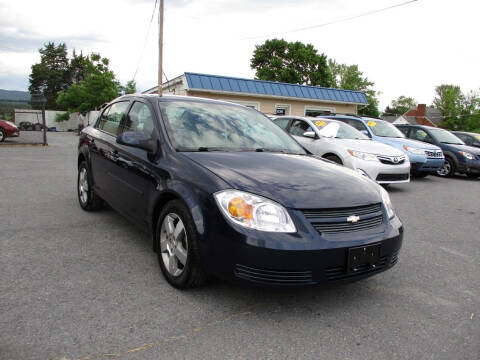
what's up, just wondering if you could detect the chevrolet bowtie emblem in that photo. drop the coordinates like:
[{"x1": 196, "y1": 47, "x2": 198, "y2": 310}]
[{"x1": 347, "y1": 215, "x2": 360, "y2": 223}]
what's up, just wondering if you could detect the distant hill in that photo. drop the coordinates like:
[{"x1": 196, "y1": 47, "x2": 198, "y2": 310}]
[{"x1": 0, "y1": 89, "x2": 31, "y2": 103}]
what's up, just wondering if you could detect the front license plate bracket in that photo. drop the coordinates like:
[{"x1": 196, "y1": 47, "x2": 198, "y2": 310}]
[{"x1": 347, "y1": 244, "x2": 380, "y2": 273}]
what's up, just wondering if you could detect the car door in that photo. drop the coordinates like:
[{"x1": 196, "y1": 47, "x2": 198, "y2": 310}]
[
  {"x1": 287, "y1": 119, "x2": 318, "y2": 153},
  {"x1": 90, "y1": 101, "x2": 131, "y2": 206},
  {"x1": 111, "y1": 100, "x2": 162, "y2": 225}
]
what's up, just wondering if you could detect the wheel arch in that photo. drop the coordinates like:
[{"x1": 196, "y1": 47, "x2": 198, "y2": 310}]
[
  {"x1": 322, "y1": 152, "x2": 344, "y2": 164},
  {"x1": 150, "y1": 186, "x2": 206, "y2": 253}
]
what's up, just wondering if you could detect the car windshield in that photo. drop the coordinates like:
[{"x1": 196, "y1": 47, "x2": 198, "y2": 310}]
[
  {"x1": 365, "y1": 119, "x2": 405, "y2": 138},
  {"x1": 315, "y1": 120, "x2": 369, "y2": 140},
  {"x1": 429, "y1": 128, "x2": 464, "y2": 145},
  {"x1": 160, "y1": 101, "x2": 306, "y2": 154}
]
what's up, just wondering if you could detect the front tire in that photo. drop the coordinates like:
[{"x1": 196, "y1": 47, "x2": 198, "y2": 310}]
[
  {"x1": 436, "y1": 157, "x2": 455, "y2": 177},
  {"x1": 0, "y1": 129, "x2": 6, "y2": 142},
  {"x1": 77, "y1": 161, "x2": 103, "y2": 211},
  {"x1": 156, "y1": 200, "x2": 207, "y2": 289}
]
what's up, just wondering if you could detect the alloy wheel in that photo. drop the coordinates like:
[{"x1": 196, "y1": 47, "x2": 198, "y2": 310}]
[
  {"x1": 78, "y1": 168, "x2": 89, "y2": 204},
  {"x1": 160, "y1": 213, "x2": 188, "y2": 277},
  {"x1": 437, "y1": 161, "x2": 451, "y2": 177}
]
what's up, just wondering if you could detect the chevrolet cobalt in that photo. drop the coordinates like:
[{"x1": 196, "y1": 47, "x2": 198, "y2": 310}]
[{"x1": 78, "y1": 95, "x2": 403, "y2": 288}]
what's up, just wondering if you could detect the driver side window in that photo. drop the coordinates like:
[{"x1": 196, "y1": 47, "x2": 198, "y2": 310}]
[
  {"x1": 289, "y1": 120, "x2": 313, "y2": 137},
  {"x1": 121, "y1": 101, "x2": 156, "y2": 140}
]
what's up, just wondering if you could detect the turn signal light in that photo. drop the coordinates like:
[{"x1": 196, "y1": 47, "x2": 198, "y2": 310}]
[{"x1": 228, "y1": 197, "x2": 253, "y2": 219}]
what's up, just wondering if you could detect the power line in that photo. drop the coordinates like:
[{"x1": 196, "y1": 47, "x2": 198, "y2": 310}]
[
  {"x1": 132, "y1": 0, "x2": 158, "y2": 81},
  {"x1": 241, "y1": 0, "x2": 419, "y2": 41}
]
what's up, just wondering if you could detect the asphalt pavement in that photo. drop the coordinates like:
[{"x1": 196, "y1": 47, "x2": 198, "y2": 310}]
[{"x1": 1, "y1": 133, "x2": 479, "y2": 360}]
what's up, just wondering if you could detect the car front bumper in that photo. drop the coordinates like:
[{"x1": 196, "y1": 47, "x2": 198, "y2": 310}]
[
  {"x1": 348, "y1": 158, "x2": 411, "y2": 184},
  {"x1": 458, "y1": 158, "x2": 480, "y2": 175},
  {"x1": 202, "y1": 202, "x2": 404, "y2": 287},
  {"x1": 411, "y1": 158, "x2": 445, "y2": 173}
]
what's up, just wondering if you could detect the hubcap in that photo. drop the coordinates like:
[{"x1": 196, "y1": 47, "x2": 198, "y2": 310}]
[
  {"x1": 437, "y1": 161, "x2": 451, "y2": 176},
  {"x1": 78, "y1": 168, "x2": 89, "y2": 204},
  {"x1": 160, "y1": 213, "x2": 188, "y2": 277}
]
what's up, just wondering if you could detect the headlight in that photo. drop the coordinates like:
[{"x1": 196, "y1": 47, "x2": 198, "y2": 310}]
[
  {"x1": 459, "y1": 151, "x2": 474, "y2": 160},
  {"x1": 347, "y1": 149, "x2": 378, "y2": 162},
  {"x1": 214, "y1": 190, "x2": 296, "y2": 233},
  {"x1": 403, "y1": 145, "x2": 425, "y2": 155},
  {"x1": 379, "y1": 186, "x2": 395, "y2": 219}
]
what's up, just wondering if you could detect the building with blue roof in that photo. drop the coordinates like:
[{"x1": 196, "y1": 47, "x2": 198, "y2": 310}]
[{"x1": 145, "y1": 72, "x2": 368, "y2": 116}]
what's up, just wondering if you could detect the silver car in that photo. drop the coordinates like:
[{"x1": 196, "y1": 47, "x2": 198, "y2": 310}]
[{"x1": 273, "y1": 116, "x2": 411, "y2": 184}]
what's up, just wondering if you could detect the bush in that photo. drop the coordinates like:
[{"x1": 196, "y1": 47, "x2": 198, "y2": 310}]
[{"x1": 55, "y1": 112, "x2": 70, "y2": 122}]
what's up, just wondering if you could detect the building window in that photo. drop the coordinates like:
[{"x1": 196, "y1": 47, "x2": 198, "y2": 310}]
[
  {"x1": 275, "y1": 104, "x2": 291, "y2": 116},
  {"x1": 305, "y1": 106, "x2": 335, "y2": 117}
]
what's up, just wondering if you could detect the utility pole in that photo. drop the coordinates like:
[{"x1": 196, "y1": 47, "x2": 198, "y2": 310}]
[{"x1": 158, "y1": 0, "x2": 164, "y2": 96}]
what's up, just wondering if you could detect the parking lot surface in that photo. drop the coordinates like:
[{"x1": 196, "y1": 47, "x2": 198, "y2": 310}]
[{"x1": 1, "y1": 133, "x2": 479, "y2": 360}]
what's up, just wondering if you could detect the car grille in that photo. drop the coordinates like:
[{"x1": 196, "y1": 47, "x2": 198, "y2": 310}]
[
  {"x1": 425, "y1": 150, "x2": 444, "y2": 158},
  {"x1": 234, "y1": 264, "x2": 315, "y2": 285},
  {"x1": 377, "y1": 154, "x2": 406, "y2": 165},
  {"x1": 301, "y1": 203, "x2": 383, "y2": 235},
  {"x1": 376, "y1": 173, "x2": 409, "y2": 182}
]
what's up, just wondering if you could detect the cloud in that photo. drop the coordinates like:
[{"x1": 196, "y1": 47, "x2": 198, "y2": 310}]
[{"x1": 0, "y1": 28, "x2": 103, "y2": 53}]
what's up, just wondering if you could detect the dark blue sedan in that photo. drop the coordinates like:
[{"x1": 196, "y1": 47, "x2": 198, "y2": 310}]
[{"x1": 77, "y1": 95, "x2": 403, "y2": 288}]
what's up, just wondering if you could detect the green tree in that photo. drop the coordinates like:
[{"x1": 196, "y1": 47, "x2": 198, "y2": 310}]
[
  {"x1": 433, "y1": 85, "x2": 480, "y2": 131},
  {"x1": 384, "y1": 96, "x2": 417, "y2": 115},
  {"x1": 57, "y1": 53, "x2": 120, "y2": 114},
  {"x1": 28, "y1": 42, "x2": 70, "y2": 109},
  {"x1": 251, "y1": 39, "x2": 333, "y2": 87},
  {"x1": 121, "y1": 80, "x2": 137, "y2": 95},
  {"x1": 328, "y1": 60, "x2": 379, "y2": 117}
]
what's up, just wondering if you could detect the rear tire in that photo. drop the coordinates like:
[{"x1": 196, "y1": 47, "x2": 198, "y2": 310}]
[
  {"x1": 436, "y1": 157, "x2": 455, "y2": 177},
  {"x1": 156, "y1": 200, "x2": 207, "y2": 289},
  {"x1": 323, "y1": 154, "x2": 343, "y2": 165},
  {"x1": 77, "y1": 161, "x2": 103, "y2": 211},
  {"x1": 0, "y1": 129, "x2": 5, "y2": 142}
]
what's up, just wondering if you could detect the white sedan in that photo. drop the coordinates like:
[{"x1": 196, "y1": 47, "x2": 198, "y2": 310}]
[{"x1": 273, "y1": 116, "x2": 411, "y2": 184}]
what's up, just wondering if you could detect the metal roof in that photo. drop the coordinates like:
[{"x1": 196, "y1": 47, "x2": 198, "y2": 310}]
[{"x1": 184, "y1": 72, "x2": 368, "y2": 105}]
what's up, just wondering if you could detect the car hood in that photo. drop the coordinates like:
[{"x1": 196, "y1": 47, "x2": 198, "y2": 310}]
[
  {"x1": 328, "y1": 139, "x2": 405, "y2": 156},
  {"x1": 441, "y1": 143, "x2": 480, "y2": 156},
  {"x1": 376, "y1": 137, "x2": 440, "y2": 151},
  {"x1": 183, "y1": 152, "x2": 382, "y2": 209}
]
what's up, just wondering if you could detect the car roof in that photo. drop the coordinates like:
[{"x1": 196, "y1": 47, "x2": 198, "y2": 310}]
[
  {"x1": 272, "y1": 115, "x2": 347, "y2": 126},
  {"x1": 111, "y1": 94, "x2": 255, "y2": 108}
]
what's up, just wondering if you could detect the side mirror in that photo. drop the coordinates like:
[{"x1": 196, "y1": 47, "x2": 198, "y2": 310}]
[
  {"x1": 302, "y1": 131, "x2": 317, "y2": 139},
  {"x1": 117, "y1": 131, "x2": 157, "y2": 153}
]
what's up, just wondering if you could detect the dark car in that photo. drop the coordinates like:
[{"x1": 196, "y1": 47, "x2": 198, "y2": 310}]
[
  {"x1": 77, "y1": 95, "x2": 403, "y2": 288},
  {"x1": 396, "y1": 124, "x2": 480, "y2": 179},
  {"x1": 453, "y1": 131, "x2": 480, "y2": 149},
  {"x1": 0, "y1": 120, "x2": 20, "y2": 142}
]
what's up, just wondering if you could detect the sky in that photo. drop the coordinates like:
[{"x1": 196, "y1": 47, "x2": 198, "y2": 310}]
[{"x1": 0, "y1": 0, "x2": 479, "y2": 110}]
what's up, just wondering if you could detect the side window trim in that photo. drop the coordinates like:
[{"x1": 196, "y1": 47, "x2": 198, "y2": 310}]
[{"x1": 96, "y1": 100, "x2": 131, "y2": 137}]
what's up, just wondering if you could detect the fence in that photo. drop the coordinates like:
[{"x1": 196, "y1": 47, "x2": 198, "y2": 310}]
[{"x1": 0, "y1": 109, "x2": 100, "y2": 146}]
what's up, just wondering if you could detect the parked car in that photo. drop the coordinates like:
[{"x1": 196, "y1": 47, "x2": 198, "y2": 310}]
[
  {"x1": 322, "y1": 115, "x2": 444, "y2": 177},
  {"x1": 273, "y1": 116, "x2": 410, "y2": 184},
  {"x1": 395, "y1": 124, "x2": 480, "y2": 178},
  {"x1": 78, "y1": 95, "x2": 403, "y2": 288},
  {"x1": 453, "y1": 131, "x2": 480, "y2": 148},
  {"x1": 0, "y1": 120, "x2": 20, "y2": 142}
]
